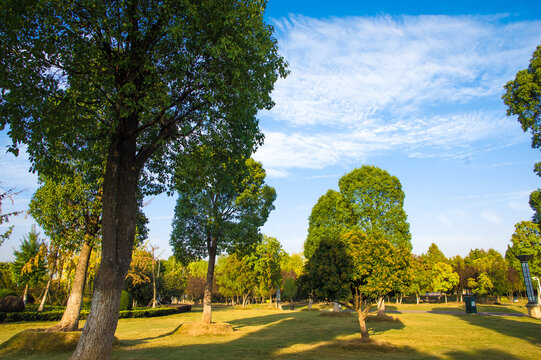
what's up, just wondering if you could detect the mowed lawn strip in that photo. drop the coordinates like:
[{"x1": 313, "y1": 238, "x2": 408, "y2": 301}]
[{"x1": 0, "y1": 304, "x2": 539, "y2": 359}]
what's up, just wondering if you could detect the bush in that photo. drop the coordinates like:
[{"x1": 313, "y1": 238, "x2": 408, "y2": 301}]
[
  {"x1": 119, "y1": 290, "x2": 133, "y2": 311},
  {"x1": 0, "y1": 305, "x2": 191, "y2": 323},
  {"x1": 0, "y1": 296, "x2": 25, "y2": 313},
  {"x1": 0, "y1": 289, "x2": 17, "y2": 299}
]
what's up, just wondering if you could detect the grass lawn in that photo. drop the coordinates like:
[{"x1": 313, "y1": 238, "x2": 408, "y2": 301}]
[{"x1": 0, "y1": 303, "x2": 539, "y2": 359}]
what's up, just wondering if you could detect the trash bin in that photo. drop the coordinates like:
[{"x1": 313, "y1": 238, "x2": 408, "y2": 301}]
[{"x1": 464, "y1": 295, "x2": 477, "y2": 314}]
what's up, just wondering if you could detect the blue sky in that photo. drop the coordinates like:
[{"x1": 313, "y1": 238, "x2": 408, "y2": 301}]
[{"x1": 1, "y1": 1, "x2": 541, "y2": 261}]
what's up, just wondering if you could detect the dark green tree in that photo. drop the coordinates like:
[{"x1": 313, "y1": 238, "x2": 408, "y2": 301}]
[
  {"x1": 170, "y1": 148, "x2": 275, "y2": 323},
  {"x1": 505, "y1": 221, "x2": 541, "y2": 278},
  {"x1": 0, "y1": 1, "x2": 286, "y2": 357},
  {"x1": 503, "y1": 45, "x2": 541, "y2": 223},
  {"x1": 10, "y1": 225, "x2": 47, "y2": 304},
  {"x1": 304, "y1": 190, "x2": 355, "y2": 260}
]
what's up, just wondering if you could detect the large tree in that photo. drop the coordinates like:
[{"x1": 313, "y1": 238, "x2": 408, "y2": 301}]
[
  {"x1": 254, "y1": 235, "x2": 284, "y2": 306},
  {"x1": 338, "y1": 166, "x2": 411, "y2": 249},
  {"x1": 170, "y1": 148, "x2": 275, "y2": 323},
  {"x1": 503, "y1": 45, "x2": 541, "y2": 223},
  {"x1": 0, "y1": 1, "x2": 286, "y2": 358}
]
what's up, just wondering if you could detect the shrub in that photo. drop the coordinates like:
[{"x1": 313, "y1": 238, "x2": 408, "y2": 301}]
[
  {"x1": 0, "y1": 305, "x2": 191, "y2": 323},
  {"x1": 0, "y1": 296, "x2": 25, "y2": 313},
  {"x1": 119, "y1": 290, "x2": 133, "y2": 311},
  {"x1": 0, "y1": 289, "x2": 17, "y2": 299}
]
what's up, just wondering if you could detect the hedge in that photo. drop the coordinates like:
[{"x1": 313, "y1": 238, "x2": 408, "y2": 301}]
[{"x1": 0, "y1": 304, "x2": 191, "y2": 323}]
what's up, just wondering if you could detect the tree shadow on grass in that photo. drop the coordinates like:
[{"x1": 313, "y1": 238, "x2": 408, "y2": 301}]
[
  {"x1": 445, "y1": 348, "x2": 521, "y2": 360},
  {"x1": 110, "y1": 310, "x2": 424, "y2": 360},
  {"x1": 433, "y1": 307, "x2": 541, "y2": 346}
]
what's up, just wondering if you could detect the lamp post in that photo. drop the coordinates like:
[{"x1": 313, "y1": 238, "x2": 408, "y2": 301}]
[
  {"x1": 533, "y1": 277, "x2": 541, "y2": 304},
  {"x1": 515, "y1": 254, "x2": 541, "y2": 319}
]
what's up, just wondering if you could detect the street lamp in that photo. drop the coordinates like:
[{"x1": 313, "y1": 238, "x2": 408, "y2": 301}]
[{"x1": 533, "y1": 277, "x2": 541, "y2": 304}]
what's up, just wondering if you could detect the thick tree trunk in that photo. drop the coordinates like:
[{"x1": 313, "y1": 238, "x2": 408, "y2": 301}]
[
  {"x1": 377, "y1": 297, "x2": 385, "y2": 316},
  {"x1": 49, "y1": 242, "x2": 92, "y2": 332},
  {"x1": 202, "y1": 243, "x2": 217, "y2": 324},
  {"x1": 71, "y1": 133, "x2": 139, "y2": 360}
]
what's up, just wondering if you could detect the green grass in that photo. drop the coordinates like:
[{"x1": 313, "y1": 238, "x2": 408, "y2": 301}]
[{"x1": 0, "y1": 303, "x2": 539, "y2": 359}]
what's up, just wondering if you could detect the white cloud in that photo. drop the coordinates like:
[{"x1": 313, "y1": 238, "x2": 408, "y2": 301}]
[
  {"x1": 257, "y1": 15, "x2": 541, "y2": 177},
  {"x1": 481, "y1": 209, "x2": 503, "y2": 224}
]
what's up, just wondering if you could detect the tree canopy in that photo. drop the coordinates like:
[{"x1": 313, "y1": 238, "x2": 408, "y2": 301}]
[{"x1": 0, "y1": 1, "x2": 286, "y2": 357}]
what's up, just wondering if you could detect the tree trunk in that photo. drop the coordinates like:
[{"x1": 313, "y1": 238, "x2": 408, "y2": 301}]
[
  {"x1": 71, "y1": 132, "x2": 140, "y2": 360},
  {"x1": 416, "y1": 293, "x2": 420, "y2": 304},
  {"x1": 444, "y1": 293, "x2": 448, "y2": 304},
  {"x1": 308, "y1": 298, "x2": 313, "y2": 309},
  {"x1": 356, "y1": 308, "x2": 370, "y2": 341},
  {"x1": 49, "y1": 241, "x2": 93, "y2": 332},
  {"x1": 377, "y1": 297, "x2": 385, "y2": 316},
  {"x1": 22, "y1": 284, "x2": 28, "y2": 305},
  {"x1": 39, "y1": 247, "x2": 58, "y2": 312},
  {"x1": 152, "y1": 257, "x2": 156, "y2": 309},
  {"x1": 38, "y1": 277, "x2": 52, "y2": 312},
  {"x1": 202, "y1": 242, "x2": 217, "y2": 324}
]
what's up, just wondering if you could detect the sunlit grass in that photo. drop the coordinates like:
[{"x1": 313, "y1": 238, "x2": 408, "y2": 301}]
[{"x1": 0, "y1": 303, "x2": 539, "y2": 359}]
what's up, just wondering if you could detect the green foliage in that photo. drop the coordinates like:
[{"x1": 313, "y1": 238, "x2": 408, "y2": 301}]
[
  {"x1": 305, "y1": 166, "x2": 411, "y2": 262},
  {"x1": 119, "y1": 290, "x2": 133, "y2": 311},
  {"x1": 216, "y1": 253, "x2": 258, "y2": 303},
  {"x1": 0, "y1": 263, "x2": 15, "y2": 291},
  {"x1": 0, "y1": 305, "x2": 191, "y2": 323},
  {"x1": 431, "y1": 262, "x2": 459, "y2": 294},
  {"x1": 423, "y1": 243, "x2": 448, "y2": 266},
  {"x1": 0, "y1": 289, "x2": 17, "y2": 298},
  {"x1": 506, "y1": 221, "x2": 541, "y2": 278},
  {"x1": 305, "y1": 190, "x2": 355, "y2": 260},
  {"x1": 503, "y1": 45, "x2": 541, "y2": 223},
  {"x1": 10, "y1": 226, "x2": 47, "y2": 289},
  {"x1": 254, "y1": 236, "x2": 285, "y2": 299},
  {"x1": 301, "y1": 230, "x2": 410, "y2": 310},
  {"x1": 170, "y1": 151, "x2": 276, "y2": 265},
  {"x1": 339, "y1": 166, "x2": 411, "y2": 249},
  {"x1": 281, "y1": 278, "x2": 299, "y2": 302},
  {"x1": 29, "y1": 175, "x2": 102, "y2": 252},
  {"x1": 161, "y1": 257, "x2": 187, "y2": 300}
]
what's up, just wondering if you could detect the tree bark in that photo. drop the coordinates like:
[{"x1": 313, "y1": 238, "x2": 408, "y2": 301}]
[
  {"x1": 22, "y1": 284, "x2": 28, "y2": 305},
  {"x1": 49, "y1": 241, "x2": 92, "y2": 332},
  {"x1": 38, "y1": 277, "x2": 52, "y2": 312},
  {"x1": 71, "y1": 131, "x2": 140, "y2": 360},
  {"x1": 202, "y1": 240, "x2": 217, "y2": 324},
  {"x1": 416, "y1": 294, "x2": 420, "y2": 305},
  {"x1": 377, "y1": 297, "x2": 385, "y2": 316}
]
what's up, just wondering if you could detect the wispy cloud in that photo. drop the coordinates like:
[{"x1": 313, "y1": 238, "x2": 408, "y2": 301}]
[{"x1": 256, "y1": 15, "x2": 541, "y2": 177}]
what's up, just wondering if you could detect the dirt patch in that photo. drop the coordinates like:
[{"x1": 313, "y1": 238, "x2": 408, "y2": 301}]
[
  {"x1": 0, "y1": 328, "x2": 81, "y2": 355},
  {"x1": 174, "y1": 322, "x2": 235, "y2": 336},
  {"x1": 366, "y1": 314, "x2": 401, "y2": 322}
]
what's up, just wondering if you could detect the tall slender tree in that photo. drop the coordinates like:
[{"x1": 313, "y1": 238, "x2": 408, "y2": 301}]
[
  {"x1": 0, "y1": 1, "x2": 286, "y2": 358},
  {"x1": 171, "y1": 146, "x2": 275, "y2": 323}
]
